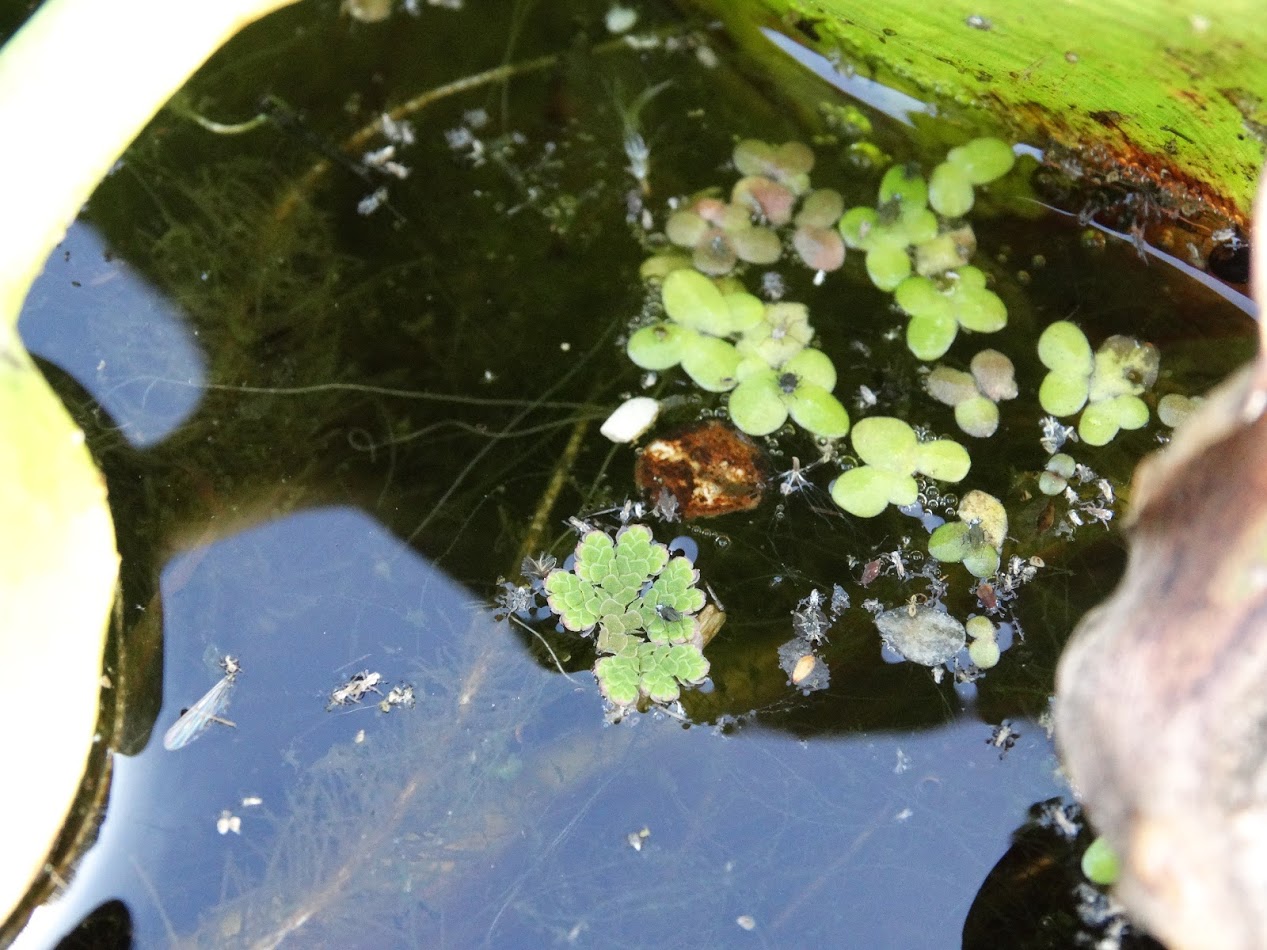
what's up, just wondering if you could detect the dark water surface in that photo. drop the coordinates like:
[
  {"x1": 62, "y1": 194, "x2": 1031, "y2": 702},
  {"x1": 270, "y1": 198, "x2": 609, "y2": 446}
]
[{"x1": 10, "y1": 0, "x2": 1255, "y2": 946}]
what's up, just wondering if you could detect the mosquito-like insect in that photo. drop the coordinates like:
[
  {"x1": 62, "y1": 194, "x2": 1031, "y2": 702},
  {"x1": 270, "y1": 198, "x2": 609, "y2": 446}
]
[{"x1": 163, "y1": 661, "x2": 240, "y2": 751}]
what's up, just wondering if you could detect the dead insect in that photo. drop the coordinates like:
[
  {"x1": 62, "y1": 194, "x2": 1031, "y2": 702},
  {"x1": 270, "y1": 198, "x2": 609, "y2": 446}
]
[
  {"x1": 164, "y1": 673, "x2": 237, "y2": 751},
  {"x1": 976, "y1": 582, "x2": 999, "y2": 611},
  {"x1": 988, "y1": 720, "x2": 1019, "y2": 757},
  {"x1": 327, "y1": 670, "x2": 384, "y2": 710},
  {"x1": 861, "y1": 559, "x2": 883, "y2": 586}
]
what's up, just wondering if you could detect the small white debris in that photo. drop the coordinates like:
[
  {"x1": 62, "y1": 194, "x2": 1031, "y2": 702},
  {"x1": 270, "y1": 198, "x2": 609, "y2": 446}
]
[
  {"x1": 357, "y1": 187, "x2": 389, "y2": 216},
  {"x1": 241, "y1": 796, "x2": 263, "y2": 808},
  {"x1": 605, "y1": 4, "x2": 637, "y2": 33},
  {"x1": 736, "y1": 915, "x2": 757, "y2": 931},
  {"x1": 626, "y1": 826, "x2": 651, "y2": 850},
  {"x1": 600, "y1": 396, "x2": 660, "y2": 443},
  {"x1": 216, "y1": 810, "x2": 242, "y2": 835}
]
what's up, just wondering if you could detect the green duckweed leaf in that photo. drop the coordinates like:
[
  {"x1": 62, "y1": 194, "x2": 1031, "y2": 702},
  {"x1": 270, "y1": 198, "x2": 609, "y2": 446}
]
[
  {"x1": 851, "y1": 416, "x2": 918, "y2": 473},
  {"x1": 906, "y1": 310, "x2": 958, "y2": 361},
  {"x1": 865, "y1": 243, "x2": 912, "y2": 291},
  {"x1": 680, "y1": 334, "x2": 741, "y2": 392},
  {"x1": 954, "y1": 394, "x2": 999, "y2": 437},
  {"x1": 1037, "y1": 320, "x2": 1094, "y2": 374},
  {"x1": 886, "y1": 472, "x2": 920, "y2": 507},
  {"x1": 1039, "y1": 370, "x2": 1091, "y2": 416},
  {"x1": 723, "y1": 291, "x2": 765, "y2": 333},
  {"x1": 1081, "y1": 836, "x2": 1121, "y2": 886},
  {"x1": 963, "y1": 545, "x2": 1000, "y2": 578},
  {"x1": 915, "y1": 439, "x2": 971, "y2": 482},
  {"x1": 928, "y1": 520, "x2": 972, "y2": 562},
  {"x1": 928, "y1": 161, "x2": 974, "y2": 217},
  {"x1": 968, "y1": 636, "x2": 1001, "y2": 669},
  {"x1": 879, "y1": 164, "x2": 929, "y2": 208},
  {"x1": 830, "y1": 465, "x2": 895, "y2": 518},
  {"x1": 782, "y1": 347, "x2": 837, "y2": 391},
  {"x1": 1078, "y1": 398, "x2": 1122, "y2": 446},
  {"x1": 952, "y1": 285, "x2": 1008, "y2": 333},
  {"x1": 895, "y1": 275, "x2": 953, "y2": 321},
  {"x1": 786, "y1": 384, "x2": 850, "y2": 439},
  {"x1": 946, "y1": 137, "x2": 1016, "y2": 185},
  {"x1": 627, "y1": 322, "x2": 693, "y2": 371},
  {"x1": 838, "y1": 205, "x2": 879, "y2": 250},
  {"x1": 662, "y1": 269, "x2": 731, "y2": 335},
  {"x1": 1113, "y1": 393, "x2": 1150, "y2": 430},
  {"x1": 958, "y1": 490, "x2": 1008, "y2": 549},
  {"x1": 728, "y1": 372, "x2": 787, "y2": 435}
]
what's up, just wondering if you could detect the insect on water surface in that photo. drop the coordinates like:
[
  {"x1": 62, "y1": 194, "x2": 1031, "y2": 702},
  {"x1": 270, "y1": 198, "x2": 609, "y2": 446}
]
[{"x1": 163, "y1": 656, "x2": 240, "y2": 751}]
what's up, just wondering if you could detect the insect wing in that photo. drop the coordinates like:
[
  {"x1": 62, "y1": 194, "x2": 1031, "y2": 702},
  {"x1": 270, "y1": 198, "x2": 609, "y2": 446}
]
[{"x1": 164, "y1": 675, "x2": 235, "y2": 751}]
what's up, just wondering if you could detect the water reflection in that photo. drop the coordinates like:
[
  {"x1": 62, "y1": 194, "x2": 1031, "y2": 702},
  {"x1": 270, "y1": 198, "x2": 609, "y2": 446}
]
[{"x1": 18, "y1": 221, "x2": 206, "y2": 447}]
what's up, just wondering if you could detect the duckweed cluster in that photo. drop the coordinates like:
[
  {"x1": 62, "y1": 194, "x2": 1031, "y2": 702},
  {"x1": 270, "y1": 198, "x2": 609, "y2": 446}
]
[
  {"x1": 926, "y1": 349, "x2": 1018, "y2": 437},
  {"x1": 542, "y1": 524, "x2": 710, "y2": 707},
  {"x1": 829, "y1": 416, "x2": 971, "y2": 517},
  {"x1": 612, "y1": 128, "x2": 1192, "y2": 687},
  {"x1": 837, "y1": 138, "x2": 1015, "y2": 361},
  {"x1": 1037, "y1": 321, "x2": 1158, "y2": 446},
  {"x1": 928, "y1": 489, "x2": 1008, "y2": 578}
]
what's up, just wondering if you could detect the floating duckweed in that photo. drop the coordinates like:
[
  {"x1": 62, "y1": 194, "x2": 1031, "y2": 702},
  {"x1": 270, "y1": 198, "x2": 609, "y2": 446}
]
[
  {"x1": 968, "y1": 636, "x2": 1000, "y2": 669},
  {"x1": 732, "y1": 139, "x2": 814, "y2": 192},
  {"x1": 727, "y1": 372, "x2": 788, "y2": 435},
  {"x1": 1039, "y1": 370, "x2": 1090, "y2": 417},
  {"x1": 666, "y1": 208, "x2": 710, "y2": 247},
  {"x1": 693, "y1": 230, "x2": 739, "y2": 275},
  {"x1": 965, "y1": 615, "x2": 995, "y2": 640},
  {"x1": 795, "y1": 188, "x2": 845, "y2": 228},
  {"x1": 1038, "y1": 322, "x2": 1159, "y2": 441},
  {"x1": 1037, "y1": 470, "x2": 1067, "y2": 496},
  {"x1": 928, "y1": 161, "x2": 974, "y2": 217},
  {"x1": 727, "y1": 347, "x2": 849, "y2": 439},
  {"x1": 1047, "y1": 452, "x2": 1076, "y2": 478},
  {"x1": 926, "y1": 366, "x2": 979, "y2": 406},
  {"x1": 914, "y1": 226, "x2": 976, "y2": 277},
  {"x1": 915, "y1": 439, "x2": 971, "y2": 481},
  {"x1": 737, "y1": 302, "x2": 815, "y2": 367},
  {"x1": 927, "y1": 349, "x2": 1016, "y2": 437},
  {"x1": 958, "y1": 489, "x2": 1008, "y2": 547},
  {"x1": 906, "y1": 311, "x2": 960, "y2": 361},
  {"x1": 830, "y1": 466, "x2": 897, "y2": 517},
  {"x1": 845, "y1": 140, "x2": 887, "y2": 171},
  {"x1": 954, "y1": 395, "x2": 999, "y2": 437},
  {"x1": 1081, "y1": 835, "x2": 1121, "y2": 886},
  {"x1": 627, "y1": 322, "x2": 691, "y2": 370},
  {"x1": 786, "y1": 383, "x2": 851, "y2": 438},
  {"x1": 729, "y1": 225, "x2": 784, "y2": 265},
  {"x1": 679, "y1": 334, "x2": 742, "y2": 392},
  {"x1": 1158, "y1": 392, "x2": 1200, "y2": 427},
  {"x1": 969, "y1": 349, "x2": 1018, "y2": 401},
  {"x1": 663, "y1": 269, "x2": 732, "y2": 334},
  {"x1": 838, "y1": 206, "x2": 879, "y2": 249},
  {"x1": 852, "y1": 416, "x2": 919, "y2": 472},
  {"x1": 878, "y1": 163, "x2": 928, "y2": 208},
  {"x1": 1087, "y1": 335, "x2": 1160, "y2": 403},
  {"x1": 639, "y1": 253, "x2": 692, "y2": 280},
  {"x1": 731, "y1": 175, "x2": 796, "y2": 226},
  {"x1": 865, "y1": 243, "x2": 912, "y2": 291},
  {"x1": 896, "y1": 275, "x2": 953, "y2": 321},
  {"x1": 945, "y1": 137, "x2": 1016, "y2": 185},
  {"x1": 875, "y1": 605, "x2": 965, "y2": 667},
  {"x1": 793, "y1": 225, "x2": 846, "y2": 272},
  {"x1": 928, "y1": 489, "x2": 1006, "y2": 578},
  {"x1": 951, "y1": 281, "x2": 1008, "y2": 333},
  {"x1": 1038, "y1": 452, "x2": 1077, "y2": 495},
  {"x1": 1038, "y1": 320, "x2": 1094, "y2": 374},
  {"x1": 723, "y1": 291, "x2": 766, "y2": 333}
]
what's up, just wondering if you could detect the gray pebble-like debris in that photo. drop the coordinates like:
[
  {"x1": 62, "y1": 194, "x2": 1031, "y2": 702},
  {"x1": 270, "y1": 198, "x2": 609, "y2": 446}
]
[{"x1": 875, "y1": 606, "x2": 966, "y2": 666}]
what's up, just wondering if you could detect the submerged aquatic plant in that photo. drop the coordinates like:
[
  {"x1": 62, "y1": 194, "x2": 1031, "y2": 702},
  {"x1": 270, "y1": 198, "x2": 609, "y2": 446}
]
[
  {"x1": 928, "y1": 489, "x2": 1008, "y2": 577},
  {"x1": 1037, "y1": 321, "x2": 1158, "y2": 446},
  {"x1": 542, "y1": 524, "x2": 710, "y2": 707},
  {"x1": 829, "y1": 416, "x2": 970, "y2": 517}
]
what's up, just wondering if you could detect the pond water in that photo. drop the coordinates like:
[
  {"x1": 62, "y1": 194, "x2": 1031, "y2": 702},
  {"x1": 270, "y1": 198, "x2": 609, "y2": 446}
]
[{"x1": 8, "y1": 0, "x2": 1257, "y2": 947}]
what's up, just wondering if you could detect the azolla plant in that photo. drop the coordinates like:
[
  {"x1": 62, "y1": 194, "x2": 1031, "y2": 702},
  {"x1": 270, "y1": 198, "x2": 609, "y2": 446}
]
[{"x1": 542, "y1": 524, "x2": 710, "y2": 708}]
